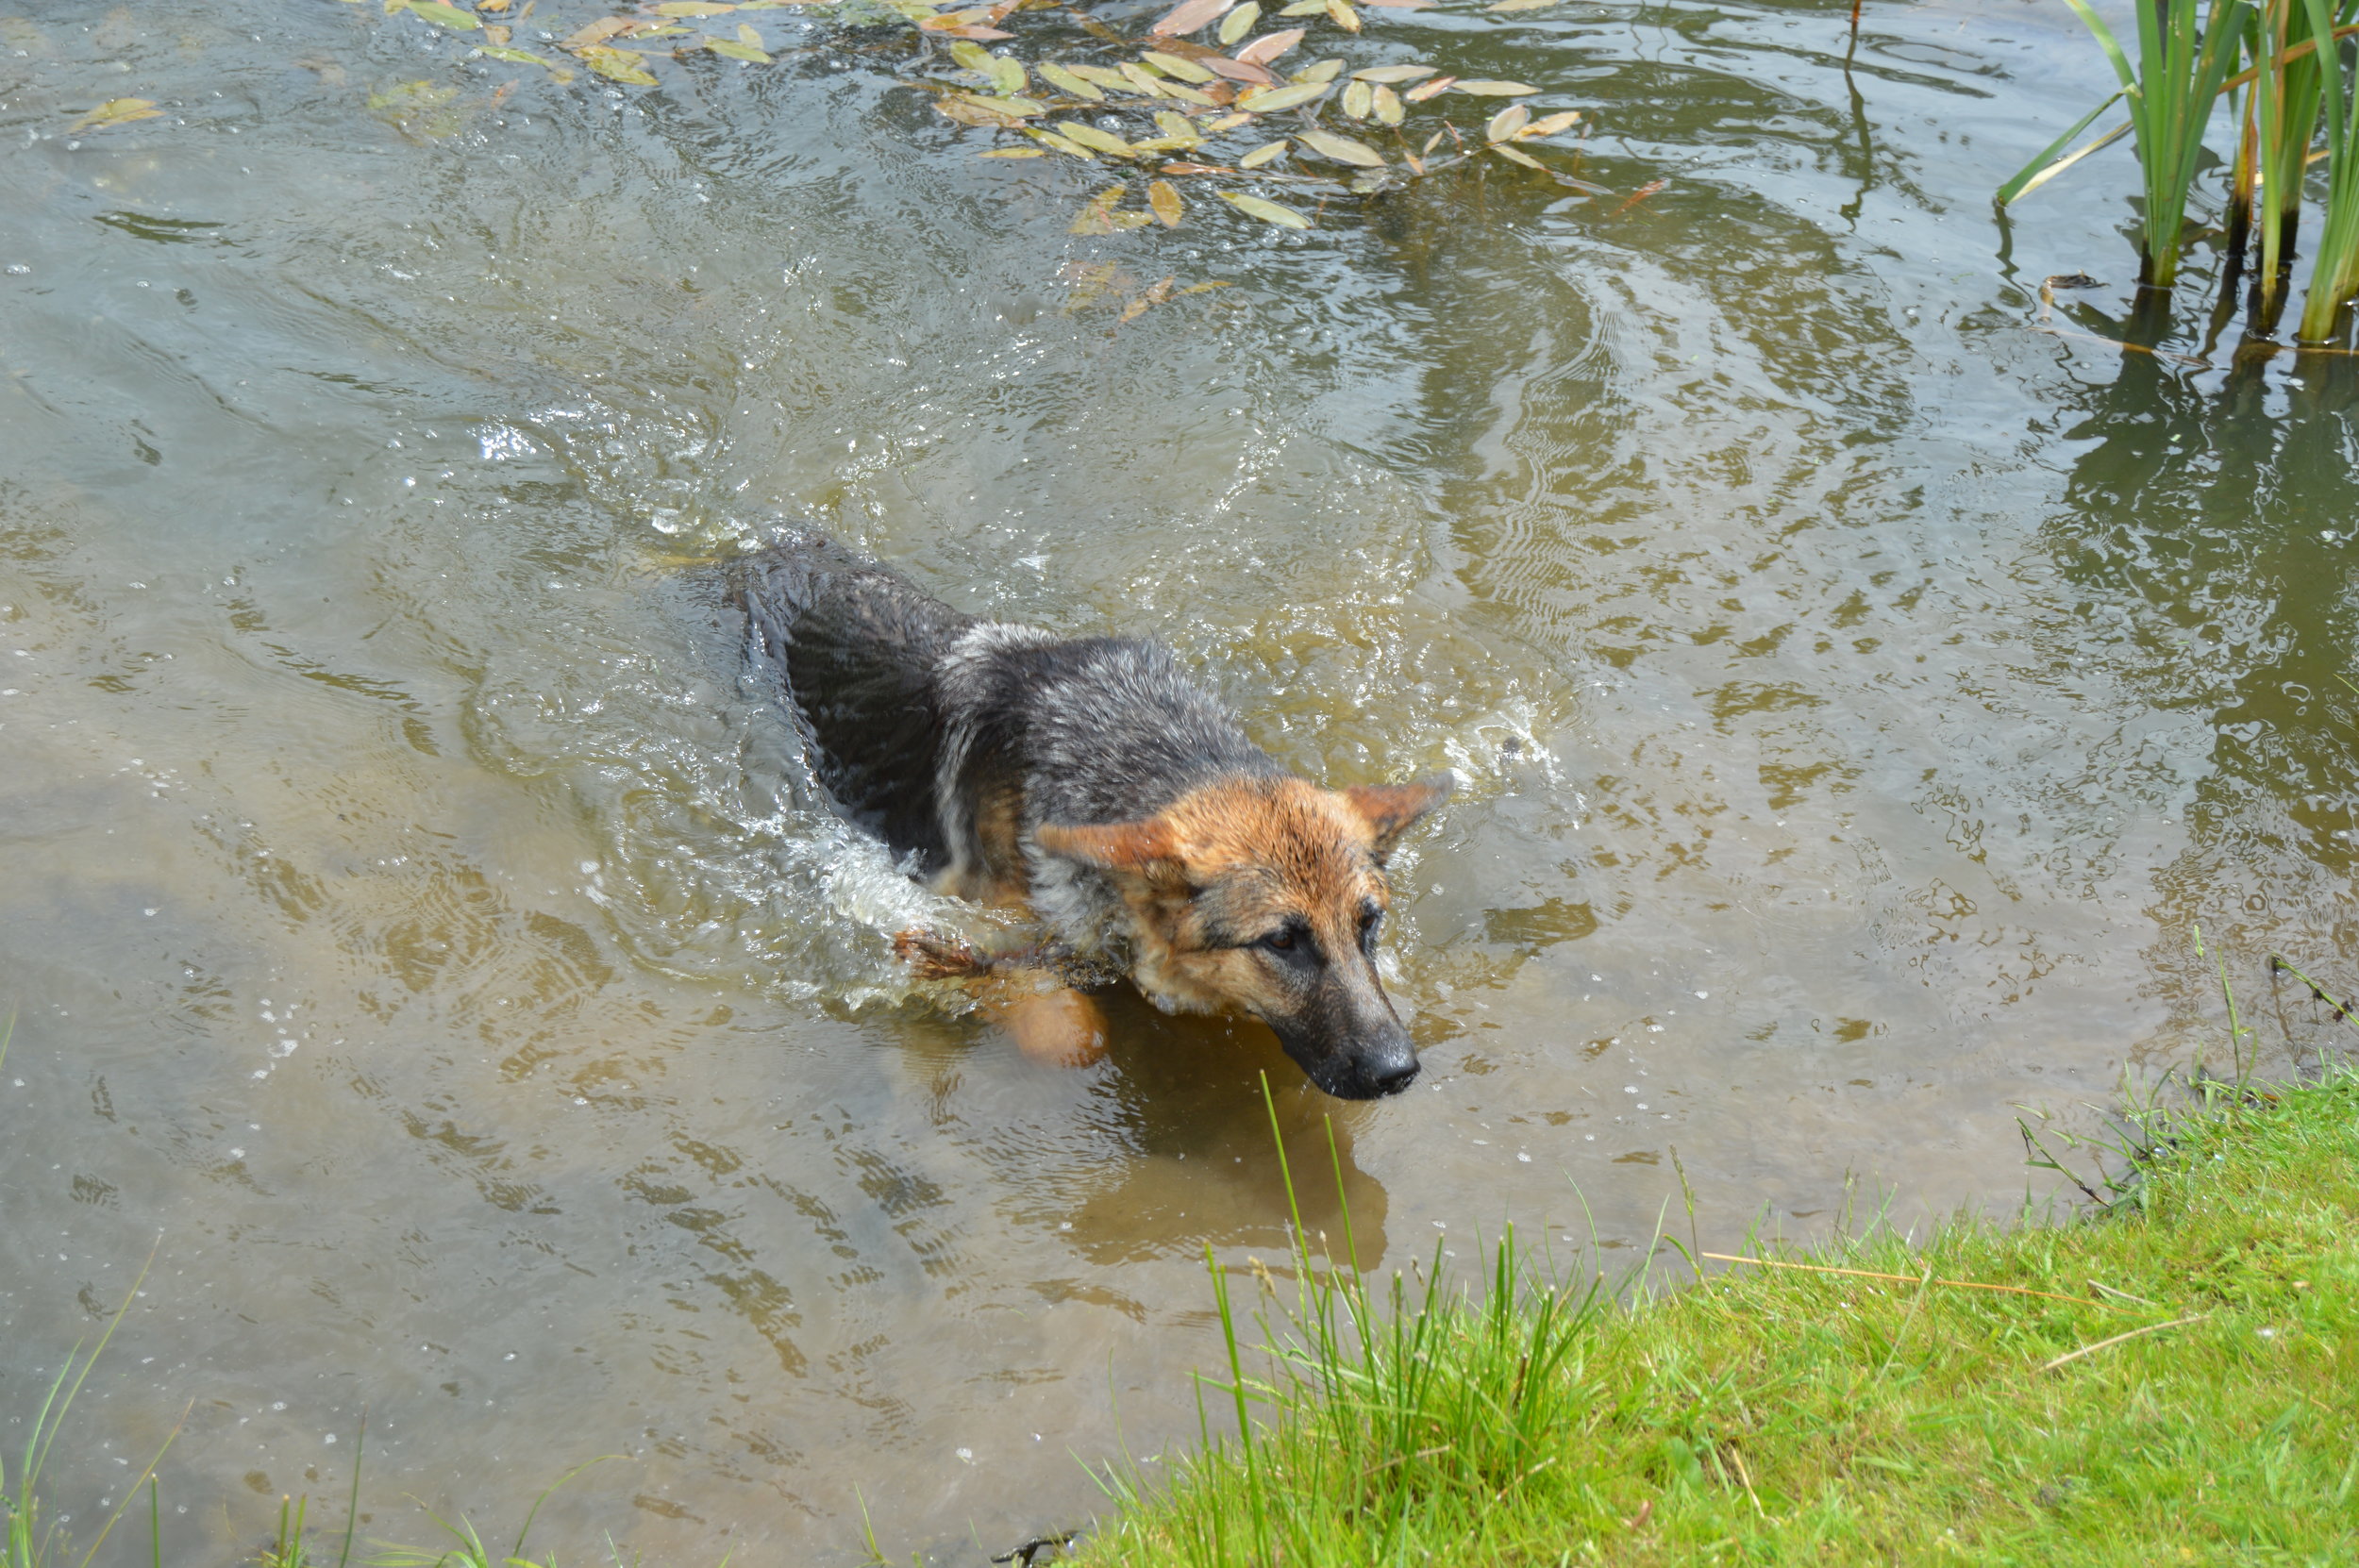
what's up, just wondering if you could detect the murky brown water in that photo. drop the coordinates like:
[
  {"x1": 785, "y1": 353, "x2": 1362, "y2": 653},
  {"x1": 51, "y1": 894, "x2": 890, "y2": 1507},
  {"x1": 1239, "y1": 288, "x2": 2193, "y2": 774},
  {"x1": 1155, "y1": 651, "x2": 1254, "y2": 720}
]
[{"x1": 5, "y1": 0, "x2": 2355, "y2": 1560}]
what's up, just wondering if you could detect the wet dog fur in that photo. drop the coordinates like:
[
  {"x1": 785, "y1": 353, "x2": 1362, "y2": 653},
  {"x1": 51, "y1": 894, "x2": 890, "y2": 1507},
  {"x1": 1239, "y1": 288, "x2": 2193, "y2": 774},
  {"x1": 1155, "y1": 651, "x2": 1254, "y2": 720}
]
[{"x1": 725, "y1": 532, "x2": 1449, "y2": 1099}]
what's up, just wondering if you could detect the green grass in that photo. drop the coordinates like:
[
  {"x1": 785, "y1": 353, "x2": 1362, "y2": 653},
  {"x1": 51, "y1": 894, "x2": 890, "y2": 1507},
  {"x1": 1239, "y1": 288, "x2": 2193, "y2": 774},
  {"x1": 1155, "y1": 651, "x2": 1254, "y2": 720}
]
[{"x1": 1083, "y1": 1065, "x2": 2359, "y2": 1566}]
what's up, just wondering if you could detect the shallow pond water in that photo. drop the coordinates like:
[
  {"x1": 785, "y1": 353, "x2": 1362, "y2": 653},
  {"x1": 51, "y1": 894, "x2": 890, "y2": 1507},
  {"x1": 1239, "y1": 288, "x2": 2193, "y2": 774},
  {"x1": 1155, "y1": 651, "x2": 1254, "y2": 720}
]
[{"x1": 3, "y1": 0, "x2": 2355, "y2": 1560}]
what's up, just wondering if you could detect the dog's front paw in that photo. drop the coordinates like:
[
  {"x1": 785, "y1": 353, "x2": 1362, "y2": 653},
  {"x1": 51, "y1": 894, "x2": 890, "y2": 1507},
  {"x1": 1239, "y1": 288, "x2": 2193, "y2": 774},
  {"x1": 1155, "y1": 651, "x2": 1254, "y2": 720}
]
[{"x1": 894, "y1": 927, "x2": 991, "y2": 979}]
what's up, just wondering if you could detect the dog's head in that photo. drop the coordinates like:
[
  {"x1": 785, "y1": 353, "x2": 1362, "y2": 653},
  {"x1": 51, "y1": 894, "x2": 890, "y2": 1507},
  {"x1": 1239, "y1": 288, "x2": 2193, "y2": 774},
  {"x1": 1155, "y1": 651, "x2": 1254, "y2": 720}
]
[{"x1": 1034, "y1": 773, "x2": 1451, "y2": 1100}]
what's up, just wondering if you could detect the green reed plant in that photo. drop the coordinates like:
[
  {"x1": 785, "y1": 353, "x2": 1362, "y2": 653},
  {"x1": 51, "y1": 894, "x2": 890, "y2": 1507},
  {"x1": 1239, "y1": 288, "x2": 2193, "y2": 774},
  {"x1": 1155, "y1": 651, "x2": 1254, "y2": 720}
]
[
  {"x1": 2295, "y1": 0, "x2": 2359, "y2": 336},
  {"x1": 2060, "y1": 0, "x2": 2252, "y2": 286},
  {"x1": 2249, "y1": 0, "x2": 2330, "y2": 325}
]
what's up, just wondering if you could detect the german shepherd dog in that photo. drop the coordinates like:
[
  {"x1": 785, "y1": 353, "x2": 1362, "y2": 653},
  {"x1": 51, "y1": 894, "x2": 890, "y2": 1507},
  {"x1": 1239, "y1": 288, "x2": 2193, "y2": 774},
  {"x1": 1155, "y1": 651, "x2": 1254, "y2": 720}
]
[{"x1": 726, "y1": 533, "x2": 1450, "y2": 1100}]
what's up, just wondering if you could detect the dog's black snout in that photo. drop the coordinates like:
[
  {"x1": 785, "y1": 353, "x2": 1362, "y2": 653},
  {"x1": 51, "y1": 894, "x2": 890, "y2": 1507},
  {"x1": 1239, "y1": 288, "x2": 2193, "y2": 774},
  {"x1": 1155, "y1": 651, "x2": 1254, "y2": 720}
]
[{"x1": 1366, "y1": 1054, "x2": 1420, "y2": 1096}]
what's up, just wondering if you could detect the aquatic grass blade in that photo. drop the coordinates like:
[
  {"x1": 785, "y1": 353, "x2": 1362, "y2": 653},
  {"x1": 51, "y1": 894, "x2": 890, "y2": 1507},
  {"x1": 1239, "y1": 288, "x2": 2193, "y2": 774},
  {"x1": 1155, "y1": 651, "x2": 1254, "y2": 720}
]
[{"x1": 2296, "y1": 0, "x2": 2359, "y2": 336}]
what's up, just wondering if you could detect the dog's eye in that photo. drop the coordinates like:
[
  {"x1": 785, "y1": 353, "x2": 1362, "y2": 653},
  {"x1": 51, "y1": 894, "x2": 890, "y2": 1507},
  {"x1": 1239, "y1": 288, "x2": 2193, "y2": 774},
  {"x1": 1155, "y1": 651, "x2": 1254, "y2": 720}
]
[
  {"x1": 1358, "y1": 906, "x2": 1383, "y2": 945},
  {"x1": 1261, "y1": 929, "x2": 1297, "y2": 952}
]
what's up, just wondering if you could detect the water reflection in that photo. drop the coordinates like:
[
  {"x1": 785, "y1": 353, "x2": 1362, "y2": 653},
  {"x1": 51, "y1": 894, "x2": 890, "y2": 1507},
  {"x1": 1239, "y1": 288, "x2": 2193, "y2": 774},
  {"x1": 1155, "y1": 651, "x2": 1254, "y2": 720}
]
[
  {"x1": 5, "y1": 0, "x2": 2355, "y2": 1560},
  {"x1": 2043, "y1": 295, "x2": 2359, "y2": 1071}
]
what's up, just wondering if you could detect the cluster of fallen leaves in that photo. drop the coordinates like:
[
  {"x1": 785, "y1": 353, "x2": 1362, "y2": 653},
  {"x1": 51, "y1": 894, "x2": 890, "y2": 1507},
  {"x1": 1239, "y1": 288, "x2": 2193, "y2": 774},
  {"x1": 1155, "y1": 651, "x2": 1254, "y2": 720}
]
[
  {"x1": 65, "y1": 0, "x2": 1633, "y2": 242},
  {"x1": 927, "y1": 0, "x2": 1604, "y2": 230},
  {"x1": 364, "y1": 0, "x2": 1608, "y2": 231}
]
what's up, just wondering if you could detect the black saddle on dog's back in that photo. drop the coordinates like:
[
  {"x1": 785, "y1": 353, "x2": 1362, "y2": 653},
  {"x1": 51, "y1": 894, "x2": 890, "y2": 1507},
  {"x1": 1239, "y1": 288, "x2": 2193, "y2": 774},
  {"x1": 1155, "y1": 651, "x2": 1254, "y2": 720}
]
[{"x1": 726, "y1": 533, "x2": 972, "y2": 874}]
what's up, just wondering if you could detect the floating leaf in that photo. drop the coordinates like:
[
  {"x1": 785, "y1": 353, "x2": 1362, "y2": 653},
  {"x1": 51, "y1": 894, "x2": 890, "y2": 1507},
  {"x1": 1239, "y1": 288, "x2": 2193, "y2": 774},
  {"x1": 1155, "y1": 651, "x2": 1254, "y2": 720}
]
[
  {"x1": 477, "y1": 43, "x2": 574, "y2": 78},
  {"x1": 1294, "y1": 58, "x2": 1343, "y2": 83},
  {"x1": 1065, "y1": 64, "x2": 1131, "y2": 91},
  {"x1": 1238, "y1": 139, "x2": 1289, "y2": 167},
  {"x1": 1163, "y1": 79, "x2": 1221, "y2": 107},
  {"x1": 1351, "y1": 63, "x2": 1433, "y2": 82},
  {"x1": 1055, "y1": 120, "x2": 1141, "y2": 156},
  {"x1": 1324, "y1": 0, "x2": 1360, "y2": 30},
  {"x1": 1516, "y1": 108, "x2": 1580, "y2": 138},
  {"x1": 936, "y1": 91, "x2": 1043, "y2": 124},
  {"x1": 1148, "y1": 179, "x2": 1184, "y2": 225},
  {"x1": 1236, "y1": 79, "x2": 1324, "y2": 111},
  {"x1": 1037, "y1": 63, "x2": 1102, "y2": 100},
  {"x1": 1401, "y1": 74, "x2": 1454, "y2": 101},
  {"x1": 577, "y1": 44, "x2": 659, "y2": 82},
  {"x1": 706, "y1": 35, "x2": 771, "y2": 58},
  {"x1": 1218, "y1": 1, "x2": 1259, "y2": 42},
  {"x1": 1297, "y1": 127, "x2": 1382, "y2": 165},
  {"x1": 654, "y1": 0, "x2": 738, "y2": 12},
  {"x1": 1070, "y1": 188, "x2": 1124, "y2": 234},
  {"x1": 1142, "y1": 50, "x2": 1214, "y2": 82},
  {"x1": 1340, "y1": 77, "x2": 1372, "y2": 118},
  {"x1": 949, "y1": 39, "x2": 995, "y2": 70},
  {"x1": 1231, "y1": 26, "x2": 1302, "y2": 64},
  {"x1": 1119, "y1": 63, "x2": 1169, "y2": 96},
  {"x1": 566, "y1": 16, "x2": 641, "y2": 45},
  {"x1": 1160, "y1": 159, "x2": 1232, "y2": 173},
  {"x1": 1196, "y1": 55, "x2": 1274, "y2": 84},
  {"x1": 1371, "y1": 82, "x2": 1403, "y2": 124},
  {"x1": 1221, "y1": 190, "x2": 1312, "y2": 227},
  {"x1": 1205, "y1": 110, "x2": 1252, "y2": 132},
  {"x1": 405, "y1": 0, "x2": 482, "y2": 27},
  {"x1": 1277, "y1": 0, "x2": 1325, "y2": 13},
  {"x1": 1359, "y1": 0, "x2": 1434, "y2": 8},
  {"x1": 69, "y1": 97, "x2": 161, "y2": 131},
  {"x1": 985, "y1": 54, "x2": 1028, "y2": 93},
  {"x1": 1490, "y1": 142, "x2": 1543, "y2": 168},
  {"x1": 1027, "y1": 126, "x2": 1099, "y2": 157},
  {"x1": 1149, "y1": 0, "x2": 1234, "y2": 34},
  {"x1": 1154, "y1": 108, "x2": 1201, "y2": 142},
  {"x1": 1484, "y1": 102, "x2": 1528, "y2": 141},
  {"x1": 980, "y1": 145, "x2": 1047, "y2": 156},
  {"x1": 1452, "y1": 79, "x2": 1538, "y2": 95}
]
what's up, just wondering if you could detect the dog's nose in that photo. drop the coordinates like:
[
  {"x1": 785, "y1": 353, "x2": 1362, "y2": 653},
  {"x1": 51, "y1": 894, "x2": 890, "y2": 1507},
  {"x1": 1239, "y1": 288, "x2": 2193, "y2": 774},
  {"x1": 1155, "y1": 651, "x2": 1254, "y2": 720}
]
[{"x1": 1367, "y1": 1056, "x2": 1420, "y2": 1095}]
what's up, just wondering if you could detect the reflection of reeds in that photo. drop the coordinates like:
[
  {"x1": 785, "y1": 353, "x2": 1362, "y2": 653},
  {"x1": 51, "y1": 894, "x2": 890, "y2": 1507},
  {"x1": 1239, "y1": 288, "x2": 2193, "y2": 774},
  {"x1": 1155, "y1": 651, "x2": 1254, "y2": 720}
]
[{"x1": 2007, "y1": 0, "x2": 2359, "y2": 342}]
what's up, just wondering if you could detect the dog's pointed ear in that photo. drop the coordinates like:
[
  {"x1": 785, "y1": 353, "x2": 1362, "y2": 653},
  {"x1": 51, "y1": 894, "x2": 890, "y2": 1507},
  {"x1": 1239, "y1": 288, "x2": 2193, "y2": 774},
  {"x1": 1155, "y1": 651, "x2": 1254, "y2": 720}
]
[
  {"x1": 1034, "y1": 818, "x2": 1186, "y2": 884},
  {"x1": 1343, "y1": 776, "x2": 1454, "y2": 862}
]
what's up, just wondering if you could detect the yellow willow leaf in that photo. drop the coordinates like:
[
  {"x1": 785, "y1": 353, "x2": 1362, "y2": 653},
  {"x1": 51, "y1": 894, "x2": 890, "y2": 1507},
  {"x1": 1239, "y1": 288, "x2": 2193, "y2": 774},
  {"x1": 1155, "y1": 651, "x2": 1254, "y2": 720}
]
[
  {"x1": 1238, "y1": 79, "x2": 1323, "y2": 110},
  {"x1": 1350, "y1": 63, "x2": 1435, "y2": 82},
  {"x1": 1297, "y1": 127, "x2": 1382, "y2": 165},
  {"x1": 1491, "y1": 142, "x2": 1543, "y2": 168},
  {"x1": 1037, "y1": 63, "x2": 1104, "y2": 100},
  {"x1": 1218, "y1": 1, "x2": 1259, "y2": 42},
  {"x1": 1485, "y1": 102, "x2": 1529, "y2": 141},
  {"x1": 1148, "y1": 178, "x2": 1184, "y2": 225},
  {"x1": 1372, "y1": 82, "x2": 1402, "y2": 124},
  {"x1": 1452, "y1": 79, "x2": 1539, "y2": 95},
  {"x1": 70, "y1": 97, "x2": 161, "y2": 130},
  {"x1": 406, "y1": 0, "x2": 482, "y2": 27},
  {"x1": 1142, "y1": 50, "x2": 1215, "y2": 81},
  {"x1": 1027, "y1": 127, "x2": 1099, "y2": 158},
  {"x1": 1056, "y1": 120, "x2": 1142, "y2": 156},
  {"x1": 1238, "y1": 139, "x2": 1288, "y2": 167},
  {"x1": 577, "y1": 45, "x2": 657, "y2": 83},
  {"x1": 1221, "y1": 190, "x2": 1312, "y2": 227}
]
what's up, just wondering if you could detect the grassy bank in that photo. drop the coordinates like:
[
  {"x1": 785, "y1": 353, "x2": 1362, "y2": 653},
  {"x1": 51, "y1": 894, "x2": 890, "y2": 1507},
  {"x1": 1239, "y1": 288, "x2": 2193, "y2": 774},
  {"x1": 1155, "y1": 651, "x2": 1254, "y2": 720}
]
[{"x1": 1085, "y1": 1065, "x2": 2359, "y2": 1566}]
